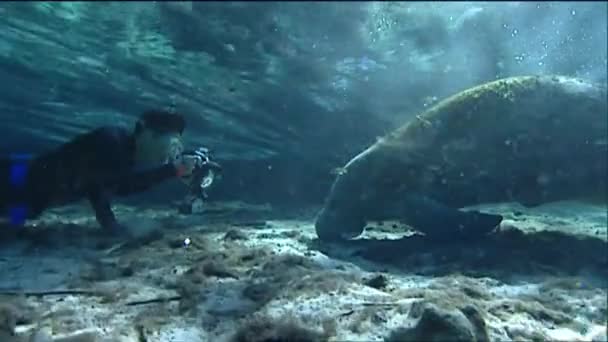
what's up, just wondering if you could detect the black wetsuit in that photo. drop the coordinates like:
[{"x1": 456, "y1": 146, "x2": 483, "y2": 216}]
[{"x1": 0, "y1": 126, "x2": 179, "y2": 230}]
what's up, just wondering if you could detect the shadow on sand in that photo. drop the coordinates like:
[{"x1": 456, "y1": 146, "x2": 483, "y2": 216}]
[{"x1": 312, "y1": 227, "x2": 608, "y2": 286}]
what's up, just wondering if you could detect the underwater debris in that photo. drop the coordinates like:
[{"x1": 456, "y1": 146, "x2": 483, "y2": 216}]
[
  {"x1": 392, "y1": 279, "x2": 489, "y2": 314},
  {"x1": 38, "y1": 331, "x2": 99, "y2": 342},
  {"x1": 241, "y1": 254, "x2": 321, "y2": 293},
  {"x1": 132, "y1": 305, "x2": 173, "y2": 340},
  {"x1": 223, "y1": 229, "x2": 249, "y2": 241},
  {"x1": 428, "y1": 276, "x2": 492, "y2": 301},
  {"x1": 260, "y1": 254, "x2": 320, "y2": 275},
  {"x1": 125, "y1": 296, "x2": 181, "y2": 307},
  {"x1": 236, "y1": 248, "x2": 269, "y2": 265},
  {"x1": 0, "y1": 289, "x2": 106, "y2": 301},
  {"x1": 230, "y1": 315, "x2": 328, "y2": 342},
  {"x1": 80, "y1": 259, "x2": 135, "y2": 282},
  {"x1": 174, "y1": 276, "x2": 204, "y2": 314},
  {"x1": 286, "y1": 271, "x2": 359, "y2": 299},
  {"x1": 171, "y1": 253, "x2": 247, "y2": 314},
  {"x1": 240, "y1": 253, "x2": 349, "y2": 308},
  {"x1": 504, "y1": 325, "x2": 550, "y2": 341},
  {"x1": 487, "y1": 299, "x2": 571, "y2": 326},
  {"x1": 279, "y1": 229, "x2": 300, "y2": 239},
  {"x1": 1, "y1": 296, "x2": 109, "y2": 341},
  {"x1": 0, "y1": 302, "x2": 19, "y2": 337},
  {"x1": 177, "y1": 258, "x2": 239, "y2": 287},
  {"x1": 523, "y1": 284, "x2": 596, "y2": 321},
  {"x1": 242, "y1": 281, "x2": 281, "y2": 306},
  {"x1": 460, "y1": 305, "x2": 490, "y2": 342},
  {"x1": 0, "y1": 297, "x2": 37, "y2": 326},
  {"x1": 385, "y1": 302, "x2": 489, "y2": 342},
  {"x1": 364, "y1": 274, "x2": 389, "y2": 290},
  {"x1": 348, "y1": 306, "x2": 389, "y2": 334},
  {"x1": 202, "y1": 261, "x2": 239, "y2": 279}
]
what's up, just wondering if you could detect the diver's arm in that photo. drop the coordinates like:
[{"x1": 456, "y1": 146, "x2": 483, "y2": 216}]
[
  {"x1": 114, "y1": 163, "x2": 179, "y2": 196},
  {"x1": 87, "y1": 186, "x2": 118, "y2": 230},
  {"x1": 113, "y1": 153, "x2": 201, "y2": 196}
]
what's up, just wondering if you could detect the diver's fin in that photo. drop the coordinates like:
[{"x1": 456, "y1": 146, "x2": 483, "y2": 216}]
[{"x1": 400, "y1": 194, "x2": 503, "y2": 241}]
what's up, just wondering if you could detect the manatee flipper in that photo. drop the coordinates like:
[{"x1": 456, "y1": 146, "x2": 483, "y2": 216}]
[{"x1": 400, "y1": 194, "x2": 503, "y2": 241}]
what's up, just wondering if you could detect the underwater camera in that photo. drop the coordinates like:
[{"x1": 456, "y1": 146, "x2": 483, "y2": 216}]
[{"x1": 178, "y1": 147, "x2": 222, "y2": 214}]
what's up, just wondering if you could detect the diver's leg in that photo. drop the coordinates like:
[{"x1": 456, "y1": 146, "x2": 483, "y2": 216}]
[
  {"x1": 400, "y1": 194, "x2": 502, "y2": 241},
  {"x1": 0, "y1": 159, "x2": 10, "y2": 217},
  {"x1": 0, "y1": 157, "x2": 39, "y2": 226}
]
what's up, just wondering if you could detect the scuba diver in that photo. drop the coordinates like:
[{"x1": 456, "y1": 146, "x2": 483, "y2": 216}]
[{"x1": 0, "y1": 110, "x2": 221, "y2": 233}]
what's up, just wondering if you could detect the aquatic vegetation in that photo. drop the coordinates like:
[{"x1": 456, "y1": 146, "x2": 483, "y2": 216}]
[
  {"x1": 364, "y1": 274, "x2": 389, "y2": 290},
  {"x1": 385, "y1": 303, "x2": 490, "y2": 342},
  {"x1": 230, "y1": 315, "x2": 327, "y2": 342},
  {"x1": 0, "y1": 302, "x2": 19, "y2": 337}
]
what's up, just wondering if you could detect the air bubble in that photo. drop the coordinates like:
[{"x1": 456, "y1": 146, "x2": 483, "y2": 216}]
[
  {"x1": 541, "y1": 40, "x2": 548, "y2": 49},
  {"x1": 571, "y1": 9, "x2": 576, "y2": 16}
]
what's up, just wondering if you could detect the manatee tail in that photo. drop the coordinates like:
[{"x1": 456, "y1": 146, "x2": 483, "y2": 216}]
[{"x1": 400, "y1": 194, "x2": 502, "y2": 241}]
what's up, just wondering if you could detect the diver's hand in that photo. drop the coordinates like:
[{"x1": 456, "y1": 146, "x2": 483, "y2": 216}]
[
  {"x1": 174, "y1": 154, "x2": 202, "y2": 177},
  {"x1": 192, "y1": 147, "x2": 210, "y2": 160},
  {"x1": 192, "y1": 147, "x2": 222, "y2": 172},
  {"x1": 205, "y1": 160, "x2": 223, "y2": 172}
]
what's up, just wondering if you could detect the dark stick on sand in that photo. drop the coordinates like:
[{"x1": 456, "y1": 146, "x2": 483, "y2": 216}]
[
  {"x1": 0, "y1": 289, "x2": 103, "y2": 297},
  {"x1": 0, "y1": 289, "x2": 183, "y2": 307},
  {"x1": 125, "y1": 296, "x2": 182, "y2": 306}
]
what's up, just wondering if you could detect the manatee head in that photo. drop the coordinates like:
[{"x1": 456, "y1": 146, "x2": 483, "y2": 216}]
[
  {"x1": 315, "y1": 198, "x2": 367, "y2": 241},
  {"x1": 315, "y1": 145, "x2": 386, "y2": 241}
]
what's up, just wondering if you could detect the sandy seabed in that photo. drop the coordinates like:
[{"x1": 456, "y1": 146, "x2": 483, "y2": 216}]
[{"x1": 0, "y1": 200, "x2": 606, "y2": 342}]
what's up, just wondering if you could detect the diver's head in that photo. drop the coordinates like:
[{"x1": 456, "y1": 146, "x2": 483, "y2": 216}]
[
  {"x1": 133, "y1": 110, "x2": 186, "y2": 165},
  {"x1": 314, "y1": 144, "x2": 386, "y2": 241}
]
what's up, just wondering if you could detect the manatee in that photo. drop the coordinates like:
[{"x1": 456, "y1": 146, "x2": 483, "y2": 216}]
[{"x1": 315, "y1": 75, "x2": 607, "y2": 241}]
